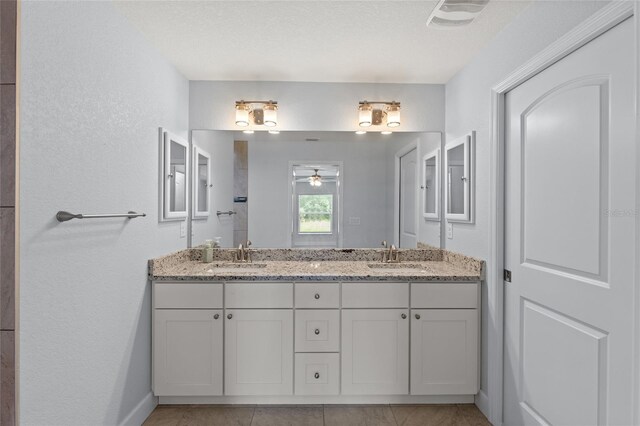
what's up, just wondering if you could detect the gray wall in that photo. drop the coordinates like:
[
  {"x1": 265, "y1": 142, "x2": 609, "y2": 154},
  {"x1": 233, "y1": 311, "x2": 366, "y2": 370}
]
[
  {"x1": 444, "y1": 0, "x2": 610, "y2": 415},
  {"x1": 248, "y1": 133, "x2": 396, "y2": 248},
  {"x1": 19, "y1": 2, "x2": 189, "y2": 424},
  {"x1": 190, "y1": 80, "x2": 444, "y2": 132}
]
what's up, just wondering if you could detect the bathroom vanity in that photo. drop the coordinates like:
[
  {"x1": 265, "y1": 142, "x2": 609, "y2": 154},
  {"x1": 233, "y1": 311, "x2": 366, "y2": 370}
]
[{"x1": 149, "y1": 248, "x2": 483, "y2": 405}]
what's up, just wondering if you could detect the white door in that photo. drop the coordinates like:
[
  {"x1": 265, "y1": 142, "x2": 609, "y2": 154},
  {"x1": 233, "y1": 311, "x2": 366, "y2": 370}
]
[
  {"x1": 225, "y1": 309, "x2": 293, "y2": 395},
  {"x1": 504, "y1": 18, "x2": 636, "y2": 425},
  {"x1": 410, "y1": 309, "x2": 478, "y2": 395},
  {"x1": 399, "y1": 148, "x2": 418, "y2": 248},
  {"x1": 153, "y1": 309, "x2": 223, "y2": 396},
  {"x1": 341, "y1": 309, "x2": 409, "y2": 395}
]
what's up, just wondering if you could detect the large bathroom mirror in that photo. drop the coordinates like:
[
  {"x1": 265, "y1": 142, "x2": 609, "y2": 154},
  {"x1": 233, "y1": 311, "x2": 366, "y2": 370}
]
[
  {"x1": 192, "y1": 146, "x2": 211, "y2": 219},
  {"x1": 187, "y1": 130, "x2": 445, "y2": 249},
  {"x1": 422, "y1": 148, "x2": 440, "y2": 220},
  {"x1": 160, "y1": 129, "x2": 189, "y2": 220},
  {"x1": 445, "y1": 131, "x2": 474, "y2": 223}
]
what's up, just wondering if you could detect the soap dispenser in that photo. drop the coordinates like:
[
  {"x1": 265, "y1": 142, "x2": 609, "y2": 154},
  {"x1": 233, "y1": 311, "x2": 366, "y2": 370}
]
[{"x1": 202, "y1": 240, "x2": 214, "y2": 263}]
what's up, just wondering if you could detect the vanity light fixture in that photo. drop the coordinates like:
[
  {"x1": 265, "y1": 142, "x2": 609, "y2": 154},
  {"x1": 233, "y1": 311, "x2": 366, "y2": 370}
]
[
  {"x1": 242, "y1": 130, "x2": 254, "y2": 134},
  {"x1": 268, "y1": 130, "x2": 280, "y2": 135},
  {"x1": 357, "y1": 101, "x2": 401, "y2": 128},
  {"x1": 355, "y1": 130, "x2": 367, "y2": 135},
  {"x1": 309, "y1": 169, "x2": 322, "y2": 187},
  {"x1": 381, "y1": 131, "x2": 393, "y2": 135},
  {"x1": 235, "y1": 100, "x2": 278, "y2": 128}
]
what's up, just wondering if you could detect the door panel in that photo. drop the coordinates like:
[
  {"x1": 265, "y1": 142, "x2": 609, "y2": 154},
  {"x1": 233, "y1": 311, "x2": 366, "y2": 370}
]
[
  {"x1": 153, "y1": 309, "x2": 223, "y2": 396},
  {"x1": 504, "y1": 18, "x2": 635, "y2": 425},
  {"x1": 410, "y1": 309, "x2": 478, "y2": 395},
  {"x1": 341, "y1": 309, "x2": 409, "y2": 395},
  {"x1": 225, "y1": 309, "x2": 293, "y2": 395}
]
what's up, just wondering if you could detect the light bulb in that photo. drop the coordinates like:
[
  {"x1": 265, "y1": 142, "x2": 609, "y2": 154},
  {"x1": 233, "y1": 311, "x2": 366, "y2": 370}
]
[
  {"x1": 355, "y1": 130, "x2": 367, "y2": 135},
  {"x1": 358, "y1": 103, "x2": 372, "y2": 127},
  {"x1": 268, "y1": 130, "x2": 280, "y2": 134},
  {"x1": 242, "y1": 130, "x2": 254, "y2": 134},
  {"x1": 263, "y1": 103, "x2": 278, "y2": 127},
  {"x1": 386, "y1": 104, "x2": 401, "y2": 127},
  {"x1": 235, "y1": 103, "x2": 250, "y2": 127}
]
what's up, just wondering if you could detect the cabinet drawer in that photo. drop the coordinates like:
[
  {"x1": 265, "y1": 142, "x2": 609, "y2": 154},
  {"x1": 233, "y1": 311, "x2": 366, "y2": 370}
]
[
  {"x1": 342, "y1": 283, "x2": 409, "y2": 308},
  {"x1": 295, "y1": 310, "x2": 340, "y2": 352},
  {"x1": 154, "y1": 283, "x2": 223, "y2": 309},
  {"x1": 411, "y1": 283, "x2": 479, "y2": 309},
  {"x1": 295, "y1": 353, "x2": 339, "y2": 395},
  {"x1": 295, "y1": 283, "x2": 340, "y2": 308},
  {"x1": 225, "y1": 283, "x2": 293, "y2": 308}
]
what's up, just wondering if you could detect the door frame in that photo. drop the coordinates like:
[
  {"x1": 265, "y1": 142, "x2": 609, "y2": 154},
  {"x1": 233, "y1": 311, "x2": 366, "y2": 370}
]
[
  {"x1": 487, "y1": 3, "x2": 638, "y2": 425},
  {"x1": 394, "y1": 141, "x2": 419, "y2": 247}
]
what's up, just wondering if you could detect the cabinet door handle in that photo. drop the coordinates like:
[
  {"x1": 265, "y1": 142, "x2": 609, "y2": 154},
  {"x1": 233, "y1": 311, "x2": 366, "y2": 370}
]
[
  {"x1": 227, "y1": 313, "x2": 233, "y2": 320},
  {"x1": 314, "y1": 293, "x2": 320, "y2": 299},
  {"x1": 415, "y1": 314, "x2": 421, "y2": 320},
  {"x1": 314, "y1": 329, "x2": 320, "y2": 335},
  {"x1": 314, "y1": 372, "x2": 320, "y2": 379},
  {"x1": 401, "y1": 313, "x2": 407, "y2": 319},
  {"x1": 213, "y1": 314, "x2": 219, "y2": 320}
]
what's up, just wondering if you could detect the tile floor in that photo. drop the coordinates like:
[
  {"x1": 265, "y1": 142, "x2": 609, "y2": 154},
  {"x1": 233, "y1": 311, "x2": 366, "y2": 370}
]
[{"x1": 143, "y1": 404, "x2": 492, "y2": 426}]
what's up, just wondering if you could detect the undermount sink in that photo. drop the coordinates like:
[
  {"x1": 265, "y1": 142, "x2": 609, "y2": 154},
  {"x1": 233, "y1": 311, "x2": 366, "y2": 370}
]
[
  {"x1": 207, "y1": 263, "x2": 267, "y2": 273},
  {"x1": 367, "y1": 263, "x2": 431, "y2": 272}
]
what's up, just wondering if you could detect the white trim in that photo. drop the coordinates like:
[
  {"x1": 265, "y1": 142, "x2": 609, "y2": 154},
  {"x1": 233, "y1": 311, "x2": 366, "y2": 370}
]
[
  {"x1": 422, "y1": 148, "x2": 440, "y2": 221},
  {"x1": 160, "y1": 129, "x2": 190, "y2": 221},
  {"x1": 488, "y1": 3, "x2": 635, "y2": 425},
  {"x1": 634, "y1": 4, "x2": 640, "y2": 426},
  {"x1": 158, "y1": 394, "x2": 475, "y2": 405},
  {"x1": 394, "y1": 141, "x2": 418, "y2": 247},
  {"x1": 119, "y1": 392, "x2": 157, "y2": 426},
  {"x1": 444, "y1": 132, "x2": 474, "y2": 223},
  {"x1": 288, "y1": 161, "x2": 344, "y2": 248},
  {"x1": 192, "y1": 145, "x2": 212, "y2": 220},
  {"x1": 475, "y1": 389, "x2": 490, "y2": 420}
]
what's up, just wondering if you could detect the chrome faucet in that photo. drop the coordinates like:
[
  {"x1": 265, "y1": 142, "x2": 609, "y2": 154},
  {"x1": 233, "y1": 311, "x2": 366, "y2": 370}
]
[
  {"x1": 234, "y1": 240, "x2": 252, "y2": 263},
  {"x1": 380, "y1": 241, "x2": 400, "y2": 263},
  {"x1": 387, "y1": 244, "x2": 400, "y2": 263}
]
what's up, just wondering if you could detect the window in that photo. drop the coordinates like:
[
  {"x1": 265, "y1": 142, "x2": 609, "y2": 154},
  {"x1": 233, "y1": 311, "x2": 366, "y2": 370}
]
[
  {"x1": 298, "y1": 194, "x2": 333, "y2": 234},
  {"x1": 290, "y1": 162, "x2": 342, "y2": 247}
]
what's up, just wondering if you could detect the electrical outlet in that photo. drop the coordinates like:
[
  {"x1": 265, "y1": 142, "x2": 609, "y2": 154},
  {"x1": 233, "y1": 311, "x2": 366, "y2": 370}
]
[
  {"x1": 447, "y1": 222, "x2": 453, "y2": 239},
  {"x1": 180, "y1": 220, "x2": 187, "y2": 238}
]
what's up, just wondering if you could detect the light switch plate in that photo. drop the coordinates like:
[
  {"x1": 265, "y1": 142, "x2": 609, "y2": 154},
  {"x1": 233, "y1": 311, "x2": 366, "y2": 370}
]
[
  {"x1": 348, "y1": 217, "x2": 361, "y2": 225},
  {"x1": 447, "y1": 222, "x2": 453, "y2": 239},
  {"x1": 180, "y1": 220, "x2": 187, "y2": 238}
]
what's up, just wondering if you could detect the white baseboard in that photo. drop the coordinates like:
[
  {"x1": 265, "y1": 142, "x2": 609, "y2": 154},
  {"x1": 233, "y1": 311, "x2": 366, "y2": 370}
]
[
  {"x1": 120, "y1": 392, "x2": 158, "y2": 426},
  {"x1": 159, "y1": 394, "x2": 475, "y2": 405},
  {"x1": 475, "y1": 390, "x2": 490, "y2": 422}
]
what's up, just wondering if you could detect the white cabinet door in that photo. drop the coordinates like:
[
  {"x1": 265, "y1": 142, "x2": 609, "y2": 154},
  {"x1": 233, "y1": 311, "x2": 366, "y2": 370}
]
[
  {"x1": 341, "y1": 309, "x2": 409, "y2": 395},
  {"x1": 153, "y1": 309, "x2": 223, "y2": 396},
  {"x1": 410, "y1": 309, "x2": 478, "y2": 395},
  {"x1": 225, "y1": 309, "x2": 293, "y2": 395}
]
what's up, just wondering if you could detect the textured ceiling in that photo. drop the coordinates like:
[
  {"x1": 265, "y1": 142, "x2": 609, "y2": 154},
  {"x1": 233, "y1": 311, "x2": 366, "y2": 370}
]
[{"x1": 114, "y1": 0, "x2": 530, "y2": 84}]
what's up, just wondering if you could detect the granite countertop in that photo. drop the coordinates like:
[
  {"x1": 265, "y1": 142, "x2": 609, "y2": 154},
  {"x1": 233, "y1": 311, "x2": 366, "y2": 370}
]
[{"x1": 149, "y1": 247, "x2": 484, "y2": 282}]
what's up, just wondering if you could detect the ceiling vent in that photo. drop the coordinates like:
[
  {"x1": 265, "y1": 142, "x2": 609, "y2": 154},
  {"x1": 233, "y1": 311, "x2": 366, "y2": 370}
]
[{"x1": 426, "y1": 0, "x2": 490, "y2": 28}]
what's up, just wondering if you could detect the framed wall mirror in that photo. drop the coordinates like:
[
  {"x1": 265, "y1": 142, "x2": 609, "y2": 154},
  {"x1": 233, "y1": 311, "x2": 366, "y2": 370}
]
[
  {"x1": 160, "y1": 129, "x2": 189, "y2": 221},
  {"x1": 192, "y1": 145, "x2": 212, "y2": 219},
  {"x1": 445, "y1": 131, "x2": 474, "y2": 223},
  {"x1": 188, "y1": 130, "x2": 444, "y2": 249},
  {"x1": 422, "y1": 148, "x2": 440, "y2": 220}
]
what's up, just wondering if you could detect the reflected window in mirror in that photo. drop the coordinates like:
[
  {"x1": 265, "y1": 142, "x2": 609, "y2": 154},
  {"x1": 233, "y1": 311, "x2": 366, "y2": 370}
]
[
  {"x1": 290, "y1": 162, "x2": 343, "y2": 248},
  {"x1": 161, "y1": 129, "x2": 189, "y2": 220},
  {"x1": 445, "y1": 132, "x2": 474, "y2": 223},
  {"x1": 193, "y1": 146, "x2": 211, "y2": 219},
  {"x1": 422, "y1": 148, "x2": 440, "y2": 220}
]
